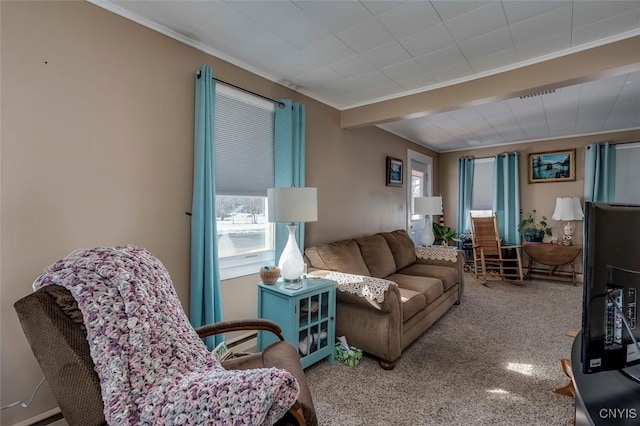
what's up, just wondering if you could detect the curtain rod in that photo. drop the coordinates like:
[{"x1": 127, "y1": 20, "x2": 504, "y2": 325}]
[{"x1": 196, "y1": 70, "x2": 285, "y2": 108}]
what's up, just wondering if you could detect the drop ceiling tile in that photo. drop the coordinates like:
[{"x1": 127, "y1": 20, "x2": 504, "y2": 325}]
[
  {"x1": 503, "y1": 0, "x2": 572, "y2": 25},
  {"x1": 395, "y1": 72, "x2": 437, "y2": 91},
  {"x1": 430, "y1": 1, "x2": 490, "y2": 21},
  {"x1": 360, "y1": 0, "x2": 403, "y2": 16},
  {"x1": 540, "y1": 85, "x2": 582, "y2": 112},
  {"x1": 329, "y1": 55, "x2": 376, "y2": 78},
  {"x1": 227, "y1": 1, "x2": 302, "y2": 28},
  {"x1": 398, "y1": 23, "x2": 456, "y2": 57},
  {"x1": 447, "y1": 108, "x2": 493, "y2": 134},
  {"x1": 125, "y1": 1, "x2": 221, "y2": 30},
  {"x1": 573, "y1": 0, "x2": 640, "y2": 27},
  {"x1": 475, "y1": 102, "x2": 523, "y2": 134},
  {"x1": 467, "y1": 47, "x2": 519, "y2": 73},
  {"x1": 415, "y1": 45, "x2": 468, "y2": 73},
  {"x1": 522, "y1": 126, "x2": 551, "y2": 140},
  {"x1": 496, "y1": 128, "x2": 528, "y2": 142},
  {"x1": 381, "y1": 58, "x2": 427, "y2": 81},
  {"x1": 572, "y1": 9, "x2": 640, "y2": 46},
  {"x1": 300, "y1": 36, "x2": 355, "y2": 68},
  {"x1": 458, "y1": 27, "x2": 514, "y2": 60},
  {"x1": 293, "y1": 67, "x2": 346, "y2": 89},
  {"x1": 303, "y1": 1, "x2": 373, "y2": 33},
  {"x1": 429, "y1": 61, "x2": 475, "y2": 83},
  {"x1": 271, "y1": 10, "x2": 332, "y2": 49},
  {"x1": 514, "y1": 31, "x2": 571, "y2": 61},
  {"x1": 360, "y1": 41, "x2": 412, "y2": 68},
  {"x1": 330, "y1": 70, "x2": 394, "y2": 92},
  {"x1": 200, "y1": 3, "x2": 266, "y2": 44},
  {"x1": 356, "y1": 81, "x2": 405, "y2": 102},
  {"x1": 377, "y1": 1, "x2": 442, "y2": 38},
  {"x1": 242, "y1": 32, "x2": 299, "y2": 63},
  {"x1": 443, "y1": 2, "x2": 509, "y2": 42},
  {"x1": 506, "y1": 96, "x2": 547, "y2": 129},
  {"x1": 336, "y1": 18, "x2": 394, "y2": 53},
  {"x1": 509, "y1": 5, "x2": 572, "y2": 46}
]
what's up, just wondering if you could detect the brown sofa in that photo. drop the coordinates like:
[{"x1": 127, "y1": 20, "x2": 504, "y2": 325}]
[{"x1": 305, "y1": 229, "x2": 464, "y2": 369}]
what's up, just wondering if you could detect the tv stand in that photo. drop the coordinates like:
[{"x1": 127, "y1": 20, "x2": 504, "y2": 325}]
[{"x1": 571, "y1": 334, "x2": 640, "y2": 425}]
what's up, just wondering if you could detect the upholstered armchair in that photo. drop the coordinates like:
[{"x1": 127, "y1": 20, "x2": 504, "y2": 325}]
[{"x1": 14, "y1": 285, "x2": 317, "y2": 426}]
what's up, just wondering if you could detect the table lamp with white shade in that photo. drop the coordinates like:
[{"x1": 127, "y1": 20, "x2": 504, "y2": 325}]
[
  {"x1": 414, "y1": 196, "x2": 443, "y2": 246},
  {"x1": 551, "y1": 197, "x2": 584, "y2": 246},
  {"x1": 267, "y1": 187, "x2": 318, "y2": 282}
]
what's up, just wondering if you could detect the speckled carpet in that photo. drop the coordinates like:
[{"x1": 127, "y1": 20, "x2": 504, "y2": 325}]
[{"x1": 305, "y1": 274, "x2": 583, "y2": 426}]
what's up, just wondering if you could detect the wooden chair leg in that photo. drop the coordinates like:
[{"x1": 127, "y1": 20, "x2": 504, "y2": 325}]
[{"x1": 554, "y1": 358, "x2": 576, "y2": 398}]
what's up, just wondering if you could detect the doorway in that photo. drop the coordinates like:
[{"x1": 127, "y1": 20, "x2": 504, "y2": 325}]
[{"x1": 407, "y1": 149, "x2": 433, "y2": 245}]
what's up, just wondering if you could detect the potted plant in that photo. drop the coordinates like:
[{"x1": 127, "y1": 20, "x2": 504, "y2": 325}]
[
  {"x1": 518, "y1": 210, "x2": 552, "y2": 243},
  {"x1": 433, "y1": 223, "x2": 457, "y2": 246}
]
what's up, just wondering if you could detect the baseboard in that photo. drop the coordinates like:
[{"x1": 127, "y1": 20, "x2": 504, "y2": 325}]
[{"x1": 10, "y1": 407, "x2": 63, "y2": 426}]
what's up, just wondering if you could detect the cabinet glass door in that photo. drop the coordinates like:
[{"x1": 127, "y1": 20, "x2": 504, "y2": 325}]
[{"x1": 297, "y1": 290, "x2": 331, "y2": 357}]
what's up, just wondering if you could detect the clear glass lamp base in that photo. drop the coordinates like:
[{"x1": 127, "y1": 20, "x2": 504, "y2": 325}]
[{"x1": 279, "y1": 223, "x2": 304, "y2": 282}]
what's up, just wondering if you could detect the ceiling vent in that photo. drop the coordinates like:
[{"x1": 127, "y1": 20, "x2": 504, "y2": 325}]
[{"x1": 519, "y1": 89, "x2": 557, "y2": 99}]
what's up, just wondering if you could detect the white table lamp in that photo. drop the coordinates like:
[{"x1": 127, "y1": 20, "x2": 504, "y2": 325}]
[
  {"x1": 414, "y1": 196, "x2": 443, "y2": 246},
  {"x1": 267, "y1": 187, "x2": 318, "y2": 282},
  {"x1": 551, "y1": 197, "x2": 584, "y2": 246}
]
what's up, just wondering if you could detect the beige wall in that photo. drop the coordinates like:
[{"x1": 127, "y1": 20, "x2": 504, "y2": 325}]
[
  {"x1": 439, "y1": 129, "x2": 640, "y2": 275},
  {"x1": 304, "y1": 100, "x2": 438, "y2": 246},
  {"x1": 0, "y1": 2, "x2": 434, "y2": 424}
]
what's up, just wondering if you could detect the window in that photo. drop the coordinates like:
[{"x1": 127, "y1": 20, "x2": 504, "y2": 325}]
[
  {"x1": 615, "y1": 143, "x2": 640, "y2": 204},
  {"x1": 214, "y1": 85, "x2": 275, "y2": 279},
  {"x1": 470, "y1": 158, "x2": 495, "y2": 218}
]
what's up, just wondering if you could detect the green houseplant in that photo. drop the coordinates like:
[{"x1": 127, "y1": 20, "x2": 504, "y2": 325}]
[
  {"x1": 433, "y1": 223, "x2": 457, "y2": 246},
  {"x1": 518, "y1": 210, "x2": 552, "y2": 242}
]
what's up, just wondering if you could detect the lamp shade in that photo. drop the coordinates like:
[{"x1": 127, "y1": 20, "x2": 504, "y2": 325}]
[
  {"x1": 414, "y1": 196, "x2": 443, "y2": 216},
  {"x1": 267, "y1": 187, "x2": 318, "y2": 223},
  {"x1": 552, "y1": 197, "x2": 584, "y2": 221}
]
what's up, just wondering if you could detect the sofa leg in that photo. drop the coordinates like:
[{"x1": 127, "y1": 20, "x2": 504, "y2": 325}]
[
  {"x1": 454, "y1": 299, "x2": 461, "y2": 305},
  {"x1": 379, "y1": 359, "x2": 396, "y2": 370}
]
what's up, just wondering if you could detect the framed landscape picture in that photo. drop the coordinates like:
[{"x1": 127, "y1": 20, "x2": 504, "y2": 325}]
[
  {"x1": 528, "y1": 149, "x2": 576, "y2": 183},
  {"x1": 386, "y1": 156, "x2": 403, "y2": 187}
]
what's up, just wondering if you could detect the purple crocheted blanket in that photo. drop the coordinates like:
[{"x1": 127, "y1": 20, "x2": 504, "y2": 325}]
[{"x1": 34, "y1": 246, "x2": 299, "y2": 425}]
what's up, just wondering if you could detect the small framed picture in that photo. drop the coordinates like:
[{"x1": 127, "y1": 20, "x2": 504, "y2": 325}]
[
  {"x1": 528, "y1": 149, "x2": 576, "y2": 183},
  {"x1": 386, "y1": 156, "x2": 403, "y2": 187}
]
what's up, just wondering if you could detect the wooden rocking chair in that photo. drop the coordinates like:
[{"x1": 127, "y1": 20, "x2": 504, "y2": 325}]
[{"x1": 470, "y1": 215, "x2": 524, "y2": 285}]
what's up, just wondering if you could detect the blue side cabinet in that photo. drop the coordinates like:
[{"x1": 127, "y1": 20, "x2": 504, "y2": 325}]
[{"x1": 257, "y1": 278, "x2": 336, "y2": 369}]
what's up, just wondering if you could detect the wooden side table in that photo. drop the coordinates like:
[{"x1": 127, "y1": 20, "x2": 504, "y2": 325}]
[{"x1": 523, "y1": 243, "x2": 582, "y2": 285}]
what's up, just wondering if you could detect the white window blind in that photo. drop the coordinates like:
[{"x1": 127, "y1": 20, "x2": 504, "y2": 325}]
[
  {"x1": 615, "y1": 142, "x2": 640, "y2": 204},
  {"x1": 471, "y1": 158, "x2": 495, "y2": 210},
  {"x1": 214, "y1": 85, "x2": 274, "y2": 197}
]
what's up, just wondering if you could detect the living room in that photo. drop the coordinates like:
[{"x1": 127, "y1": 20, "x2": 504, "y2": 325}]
[{"x1": 2, "y1": 1, "x2": 640, "y2": 425}]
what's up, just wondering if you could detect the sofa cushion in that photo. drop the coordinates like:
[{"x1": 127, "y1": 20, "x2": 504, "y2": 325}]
[
  {"x1": 398, "y1": 288, "x2": 426, "y2": 322},
  {"x1": 387, "y1": 274, "x2": 444, "y2": 305},
  {"x1": 397, "y1": 263, "x2": 459, "y2": 291},
  {"x1": 315, "y1": 240, "x2": 371, "y2": 276},
  {"x1": 379, "y1": 230, "x2": 417, "y2": 270},
  {"x1": 304, "y1": 247, "x2": 328, "y2": 270},
  {"x1": 355, "y1": 235, "x2": 397, "y2": 278}
]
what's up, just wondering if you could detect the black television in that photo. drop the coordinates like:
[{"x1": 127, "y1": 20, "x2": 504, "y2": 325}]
[{"x1": 582, "y1": 202, "x2": 640, "y2": 374}]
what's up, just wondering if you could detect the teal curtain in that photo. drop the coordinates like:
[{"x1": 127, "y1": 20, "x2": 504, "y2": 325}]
[
  {"x1": 493, "y1": 152, "x2": 521, "y2": 244},
  {"x1": 190, "y1": 64, "x2": 223, "y2": 350},
  {"x1": 274, "y1": 100, "x2": 306, "y2": 261},
  {"x1": 584, "y1": 142, "x2": 616, "y2": 202},
  {"x1": 457, "y1": 157, "x2": 474, "y2": 239}
]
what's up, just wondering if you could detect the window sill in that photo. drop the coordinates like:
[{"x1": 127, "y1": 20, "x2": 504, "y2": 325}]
[{"x1": 219, "y1": 250, "x2": 275, "y2": 281}]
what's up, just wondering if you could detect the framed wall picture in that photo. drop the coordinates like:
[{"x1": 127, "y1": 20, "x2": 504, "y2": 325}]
[
  {"x1": 528, "y1": 149, "x2": 576, "y2": 183},
  {"x1": 386, "y1": 156, "x2": 403, "y2": 187}
]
